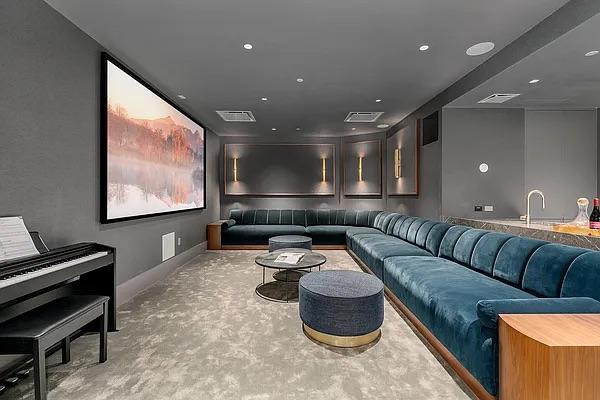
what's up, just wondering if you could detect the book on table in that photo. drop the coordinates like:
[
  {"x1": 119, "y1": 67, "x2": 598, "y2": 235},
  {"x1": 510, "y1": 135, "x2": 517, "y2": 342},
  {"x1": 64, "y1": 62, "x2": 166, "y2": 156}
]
[{"x1": 273, "y1": 252, "x2": 305, "y2": 265}]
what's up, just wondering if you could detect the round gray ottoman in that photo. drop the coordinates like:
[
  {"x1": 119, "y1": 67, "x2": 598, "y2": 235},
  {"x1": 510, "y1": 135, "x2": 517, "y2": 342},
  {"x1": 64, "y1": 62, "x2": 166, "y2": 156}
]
[
  {"x1": 299, "y1": 270, "x2": 384, "y2": 347},
  {"x1": 268, "y1": 235, "x2": 312, "y2": 252}
]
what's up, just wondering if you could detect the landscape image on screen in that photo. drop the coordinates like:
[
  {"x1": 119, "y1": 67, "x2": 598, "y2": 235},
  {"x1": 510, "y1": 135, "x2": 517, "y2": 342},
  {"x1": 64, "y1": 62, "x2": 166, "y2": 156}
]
[{"x1": 105, "y1": 59, "x2": 205, "y2": 221}]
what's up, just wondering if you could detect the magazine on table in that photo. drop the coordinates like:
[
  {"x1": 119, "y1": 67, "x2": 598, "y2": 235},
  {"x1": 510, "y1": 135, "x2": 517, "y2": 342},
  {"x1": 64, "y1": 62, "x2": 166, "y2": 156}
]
[{"x1": 273, "y1": 252, "x2": 305, "y2": 265}]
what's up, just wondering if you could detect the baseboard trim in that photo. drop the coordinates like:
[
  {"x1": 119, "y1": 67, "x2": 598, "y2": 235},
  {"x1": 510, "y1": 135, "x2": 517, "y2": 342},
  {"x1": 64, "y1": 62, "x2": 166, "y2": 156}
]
[
  {"x1": 117, "y1": 241, "x2": 207, "y2": 306},
  {"x1": 346, "y1": 249, "x2": 494, "y2": 400}
]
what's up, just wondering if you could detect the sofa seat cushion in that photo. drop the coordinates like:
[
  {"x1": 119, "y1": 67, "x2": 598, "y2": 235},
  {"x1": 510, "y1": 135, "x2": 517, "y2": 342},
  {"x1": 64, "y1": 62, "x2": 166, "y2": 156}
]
[
  {"x1": 354, "y1": 236, "x2": 432, "y2": 280},
  {"x1": 222, "y1": 225, "x2": 307, "y2": 245},
  {"x1": 305, "y1": 225, "x2": 352, "y2": 245},
  {"x1": 345, "y1": 228, "x2": 384, "y2": 250},
  {"x1": 383, "y1": 256, "x2": 535, "y2": 395}
]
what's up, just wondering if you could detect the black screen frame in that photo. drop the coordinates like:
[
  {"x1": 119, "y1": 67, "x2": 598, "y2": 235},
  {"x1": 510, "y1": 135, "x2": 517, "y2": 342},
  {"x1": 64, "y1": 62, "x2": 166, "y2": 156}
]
[{"x1": 100, "y1": 52, "x2": 207, "y2": 224}]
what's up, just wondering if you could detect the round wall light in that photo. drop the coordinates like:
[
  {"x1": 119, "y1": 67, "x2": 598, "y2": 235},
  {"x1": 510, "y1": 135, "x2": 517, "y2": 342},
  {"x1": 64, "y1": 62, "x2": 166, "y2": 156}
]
[{"x1": 479, "y1": 163, "x2": 489, "y2": 173}]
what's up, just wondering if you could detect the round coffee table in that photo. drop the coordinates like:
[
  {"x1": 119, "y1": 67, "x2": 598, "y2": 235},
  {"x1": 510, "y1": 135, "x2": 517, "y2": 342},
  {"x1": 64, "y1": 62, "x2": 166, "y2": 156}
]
[{"x1": 255, "y1": 249, "x2": 326, "y2": 303}]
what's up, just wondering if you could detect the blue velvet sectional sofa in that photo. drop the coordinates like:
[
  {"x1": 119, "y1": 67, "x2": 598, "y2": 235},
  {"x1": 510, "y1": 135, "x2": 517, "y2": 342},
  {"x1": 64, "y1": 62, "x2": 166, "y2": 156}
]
[
  {"x1": 221, "y1": 209, "x2": 382, "y2": 246},
  {"x1": 218, "y1": 209, "x2": 600, "y2": 398}
]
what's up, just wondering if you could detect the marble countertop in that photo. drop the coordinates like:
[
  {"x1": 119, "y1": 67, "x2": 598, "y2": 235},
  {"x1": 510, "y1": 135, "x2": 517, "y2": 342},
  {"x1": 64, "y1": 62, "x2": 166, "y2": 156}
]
[{"x1": 446, "y1": 217, "x2": 600, "y2": 251}]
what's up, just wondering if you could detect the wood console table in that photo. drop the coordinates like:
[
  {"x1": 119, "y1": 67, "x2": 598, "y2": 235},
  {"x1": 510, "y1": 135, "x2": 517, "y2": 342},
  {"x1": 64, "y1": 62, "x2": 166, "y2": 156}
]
[{"x1": 499, "y1": 314, "x2": 600, "y2": 400}]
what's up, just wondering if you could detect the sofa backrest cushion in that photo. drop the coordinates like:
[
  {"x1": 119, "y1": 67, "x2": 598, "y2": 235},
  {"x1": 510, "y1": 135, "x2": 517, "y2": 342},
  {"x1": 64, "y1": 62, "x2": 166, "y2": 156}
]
[
  {"x1": 267, "y1": 209, "x2": 281, "y2": 224},
  {"x1": 230, "y1": 209, "x2": 243, "y2": 224},
  {"x1": 424, "y1": 223, "x2": 452, "y2": 256},
  {"x1": 355, "y1": 210, "x2": 369, "y2": 226},
  {"x1": 306, "y1": 209, "x2": 335, "y2": 226},
  {"x1": 390, "y1": 216, "x2": 409, "y2": 237},
  {"x1": 407, "y1": 218, "x2": 429, "y2": 244},
  {"x1": 452, "y1": 229, "x2": 488, "y2": 266},
  {"x1": 344, "y1": 210, "x2": 359, "y2": 226},
  {"x1": 493, "y1": 237, "x2": 547, "y2": 286},
  {"x1": 470, "y1": 232, "x2": 513, "y2": 275},
  {"x1": 438, "y1": 225, "x2": 470, "y2": 260},
  {"x1": 373, "y1": 212, "x2": 389, "y2": 230},
  {"x1": 415, "y1": 221, "x2": 437, "y2": 248},
  {"x1": 397, "y1": 217, "x2": 417, "y2": 240},
  {"x1": 253, "y1": 209, "x2": 267, "y2": 224},
  {"x1": 241, "y1": 209, "x2": 256, "y2": 225},
  {"x1": 382, "y1": 213, "x2": 402, "y2": 234},
  {"x1": 368, "y1": 211, "x2": 382, "y2": 227},
  {"x1": 561, "y1": 252, "x2": 600, "y2": 301},
  {"x1": 522, "y1": 244, "x2": 590, "y2": 298}
]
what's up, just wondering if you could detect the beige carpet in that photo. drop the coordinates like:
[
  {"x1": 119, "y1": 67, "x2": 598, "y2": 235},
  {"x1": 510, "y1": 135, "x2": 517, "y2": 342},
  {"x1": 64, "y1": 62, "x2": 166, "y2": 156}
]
[{"x1": 4, "y1": 250, "x2": 474, "y2": 400}]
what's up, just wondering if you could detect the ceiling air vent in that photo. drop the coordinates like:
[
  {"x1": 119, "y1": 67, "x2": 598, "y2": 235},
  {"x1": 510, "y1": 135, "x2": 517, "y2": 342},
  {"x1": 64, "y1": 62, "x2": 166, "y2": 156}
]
[
  {"x1": 216, "y1": 110, "x2": 256, "y2": 122},
  {"x1": 478, "y1": 94, "x2": 520, "y2": 104},
  {"x1": 344, "y1": 112, "x2": 384, "y2": 123}
]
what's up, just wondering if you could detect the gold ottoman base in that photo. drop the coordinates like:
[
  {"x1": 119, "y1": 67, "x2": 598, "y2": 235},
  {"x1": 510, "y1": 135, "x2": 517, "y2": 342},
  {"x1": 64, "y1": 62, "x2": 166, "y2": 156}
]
[{"x1": 303, "y1": 323, "x2": 381, "y2": 348}]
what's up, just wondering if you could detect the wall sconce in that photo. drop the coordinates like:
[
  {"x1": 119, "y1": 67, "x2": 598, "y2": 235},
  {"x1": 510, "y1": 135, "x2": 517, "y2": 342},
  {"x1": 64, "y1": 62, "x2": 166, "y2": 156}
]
[
  {"x1": 233, "y1": 158, "x2": 239, "y2": 182},
  {"x1": 358, "y1": 156, "x2": 363, "y2": 181},
  {"x1": 321, "y1": 158, "x2": 326, "y2": 182},
  {"x1": 394, "y1": 148, "x2": 401, "y2": 178}
]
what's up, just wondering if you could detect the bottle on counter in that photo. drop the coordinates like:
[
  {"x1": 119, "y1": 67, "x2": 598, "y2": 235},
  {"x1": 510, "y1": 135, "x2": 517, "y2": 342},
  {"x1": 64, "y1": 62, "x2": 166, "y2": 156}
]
[
  {"x1": 571, "y1": 197, "x2": 590, "y2": 227},
  {"x1": 590, "y1": 198, "x2": 600, "y2": 229}
]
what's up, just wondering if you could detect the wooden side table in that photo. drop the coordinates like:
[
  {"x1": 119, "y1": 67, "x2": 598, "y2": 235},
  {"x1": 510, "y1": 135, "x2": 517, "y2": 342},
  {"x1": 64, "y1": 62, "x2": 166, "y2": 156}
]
[
  {"x1": 499, "y1": 314, "x2": 600, "y2": 400},
  {"x1": 207, "y1": 220, "x2": 227, "y2": 250}
]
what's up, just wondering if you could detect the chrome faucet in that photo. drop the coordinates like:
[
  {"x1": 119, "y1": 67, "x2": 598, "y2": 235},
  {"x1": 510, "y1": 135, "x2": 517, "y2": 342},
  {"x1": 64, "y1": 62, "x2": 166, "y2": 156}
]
[{"x1": 525, "y1": 189, "x2": 545, "y2": 226}]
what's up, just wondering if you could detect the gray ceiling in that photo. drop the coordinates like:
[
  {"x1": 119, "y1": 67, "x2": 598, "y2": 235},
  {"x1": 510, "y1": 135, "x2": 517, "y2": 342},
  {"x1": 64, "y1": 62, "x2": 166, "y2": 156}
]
[
  {"x1": 448, "y1": 12, "x2": 600, "y2": 110},
  {"x1": 45, "y1": 0, "x2": 569, "y2": 136}
]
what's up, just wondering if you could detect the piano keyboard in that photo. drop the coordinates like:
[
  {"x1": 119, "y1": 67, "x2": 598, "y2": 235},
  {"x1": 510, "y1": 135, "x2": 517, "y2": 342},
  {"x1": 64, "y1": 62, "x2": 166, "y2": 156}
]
[{"x1": 0, "y1": 251, "x2": 108, "y2": 288}]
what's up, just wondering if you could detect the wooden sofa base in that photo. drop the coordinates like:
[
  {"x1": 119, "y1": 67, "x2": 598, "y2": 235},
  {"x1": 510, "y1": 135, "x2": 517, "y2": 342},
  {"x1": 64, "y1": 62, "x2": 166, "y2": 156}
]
[
  {"x1": 347, "y1": 249, "x2": 495, "y2": 400},
  {"x1": 220, "y1": 244, "x2": 346, "y2": 250}
]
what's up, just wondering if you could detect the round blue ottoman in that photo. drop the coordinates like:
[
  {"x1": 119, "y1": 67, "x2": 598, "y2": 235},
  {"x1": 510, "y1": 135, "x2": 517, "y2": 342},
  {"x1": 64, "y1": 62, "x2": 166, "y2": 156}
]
[
  {"x1": 268, "y1": 235, "x2": 312, "y2": 252},
  {"x1": 299, "y1": 270, "x2": 384, "y2": 347}
]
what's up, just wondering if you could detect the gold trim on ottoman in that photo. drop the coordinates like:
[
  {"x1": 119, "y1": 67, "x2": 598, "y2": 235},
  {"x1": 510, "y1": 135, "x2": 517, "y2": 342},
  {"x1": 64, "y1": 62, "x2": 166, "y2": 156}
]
[{"x1": 303, "y1": 324, "x2": 381, "y2": 348}]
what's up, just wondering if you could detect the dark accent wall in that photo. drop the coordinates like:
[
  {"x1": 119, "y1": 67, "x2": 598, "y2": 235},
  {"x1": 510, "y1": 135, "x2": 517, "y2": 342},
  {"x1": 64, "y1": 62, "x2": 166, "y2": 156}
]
[
  {"x1": 0, "y1": 0, "x2": 219, "y2": 284},
  {"x1": 223, "y1": 143, "x2": 335, "y2": 196},
  {"x1": 219, "y1": 133, "x2": 387, "y2": 216}
]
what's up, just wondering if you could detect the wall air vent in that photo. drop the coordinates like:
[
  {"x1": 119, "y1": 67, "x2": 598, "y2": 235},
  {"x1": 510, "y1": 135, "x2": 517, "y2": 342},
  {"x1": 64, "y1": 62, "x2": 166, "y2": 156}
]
[
  {"x1": 344, "y1": 112, "x2": 384, "y2": 123},
  {"x1": 477, "y1": 94, "x2": 520, "y2": 104},
  {"x1": 216, "y1": 110, "x2": 256, "y2": 122}
]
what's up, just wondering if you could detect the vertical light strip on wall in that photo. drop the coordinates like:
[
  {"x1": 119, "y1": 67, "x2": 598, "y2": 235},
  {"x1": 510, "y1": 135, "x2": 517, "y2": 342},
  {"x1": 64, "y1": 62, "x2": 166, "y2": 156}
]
[
  {"x1": 394, "y1": 148, "x2": 401, "y2": 179},
  {"x1": 358, "y1": 156, "x2": 363, "y2": 181},
  {"x1": 233, "y1": 158, "x2": 238, "y2": 182},
  {"x1": 321, "y1": 157, "x2": 326, "y2": 182}
]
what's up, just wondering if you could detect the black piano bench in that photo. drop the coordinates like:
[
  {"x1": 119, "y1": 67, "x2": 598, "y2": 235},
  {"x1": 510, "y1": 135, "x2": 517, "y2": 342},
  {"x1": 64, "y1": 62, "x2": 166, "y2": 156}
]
[{"x1": 0, "y1": 295, "x2": 109, "y2": 400}]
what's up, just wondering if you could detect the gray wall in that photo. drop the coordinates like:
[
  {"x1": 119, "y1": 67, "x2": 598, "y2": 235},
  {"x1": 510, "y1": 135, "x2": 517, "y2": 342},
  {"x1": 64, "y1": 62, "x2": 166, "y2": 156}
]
[
  {"x1": 219, "y1": 133, "x2": 387, "y2": 217},
  {"x1": 0, "y1": 0, "x2": 219, "y2": 285},
  {"x1": 441, "y1": 108, "x2": 525, "y2": 219},
  {"x1": 525, "y1": 110, "x2": 597, "y2": 219},
  {"x1": 386, "y1": 116, "x2": 443, "y2": 220}
]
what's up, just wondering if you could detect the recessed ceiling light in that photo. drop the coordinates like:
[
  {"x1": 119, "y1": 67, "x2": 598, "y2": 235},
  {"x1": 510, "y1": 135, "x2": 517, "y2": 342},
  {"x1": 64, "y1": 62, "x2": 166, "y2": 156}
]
[
  {"x1": 466, "y1": 42, "x2": 495, "y2": 56},
  {"x1": 261, "y1": 97, "x2": 268, "y2": 101},
  {"x1": 419, "y1": 45, "x2": 429, "y2": 51},
  {"x1": 375, "y1": 99, "x2": 382, "y2": 103},
  {"x1": 296, "y1": 78, "x2": 304, "y2": 83},
  {"x1": 177, "y1": 94, "x2": 186, "y2": 99},
  {"x1": 585, "y1": 50, "x2": 599, "y2": 57},
  {"x1": 243, "y1": 43, "x2": 253, "y2": 50},
  {"x1": 271, "y1": 128, "x2": 277, "y2": 131},
  {"x1": 296, "y1": 127, "x2": 301, "y2": 131},
  {"x1": 528, "y1": 79, "x2": 540, "y2": 84},
  {"x1": 377, "y1": 124, "x2": 390, "y2": 129}
]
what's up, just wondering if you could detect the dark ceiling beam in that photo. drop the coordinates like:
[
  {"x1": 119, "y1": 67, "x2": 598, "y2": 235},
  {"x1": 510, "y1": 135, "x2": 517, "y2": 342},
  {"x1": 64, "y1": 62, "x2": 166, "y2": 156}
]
[{"x1": 387, "y1": 0, "x2": 600, "y2": 135}]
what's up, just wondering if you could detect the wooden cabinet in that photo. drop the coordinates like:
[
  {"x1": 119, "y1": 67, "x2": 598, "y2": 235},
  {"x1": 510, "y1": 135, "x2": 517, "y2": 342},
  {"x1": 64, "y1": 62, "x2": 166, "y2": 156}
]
[{"x1": 499, "y1": 314, "x2": 600, "y2": 400}]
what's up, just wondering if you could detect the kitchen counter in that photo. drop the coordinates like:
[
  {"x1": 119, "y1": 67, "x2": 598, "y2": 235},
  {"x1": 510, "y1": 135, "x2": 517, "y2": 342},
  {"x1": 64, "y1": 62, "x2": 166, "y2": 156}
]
[{"x1": 446, "y1": 217, "x2": 600, "y2": 251}]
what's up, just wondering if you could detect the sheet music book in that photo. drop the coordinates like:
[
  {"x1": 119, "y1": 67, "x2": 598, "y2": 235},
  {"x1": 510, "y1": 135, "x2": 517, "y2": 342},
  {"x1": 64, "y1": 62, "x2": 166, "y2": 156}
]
[
  {"x1": 274, "y1": 252, "x2": 305, "y2": 265},
  {"x1": 0, "y1": 216, "x2": 40, "y2": 262}
]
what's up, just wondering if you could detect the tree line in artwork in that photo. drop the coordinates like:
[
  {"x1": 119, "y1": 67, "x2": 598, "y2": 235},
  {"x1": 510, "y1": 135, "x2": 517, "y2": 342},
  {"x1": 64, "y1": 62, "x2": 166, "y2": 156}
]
[{"x1": 108, "y1": 104, "x2": 203, "y2": 167}]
